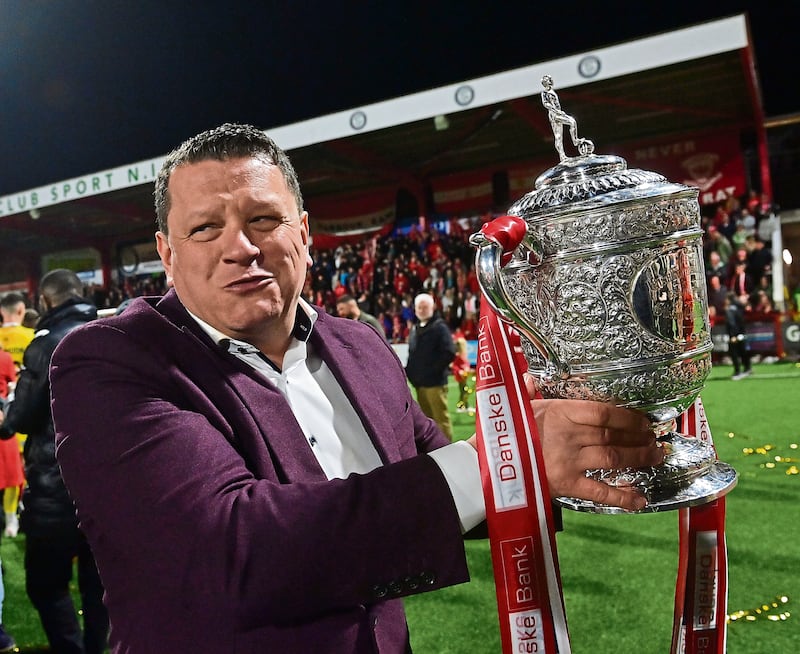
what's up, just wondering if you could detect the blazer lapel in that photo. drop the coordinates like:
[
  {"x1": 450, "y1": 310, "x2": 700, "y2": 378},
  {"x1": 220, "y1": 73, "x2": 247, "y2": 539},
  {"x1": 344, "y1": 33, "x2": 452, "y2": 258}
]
[
  {"x1": 309, "y1": 311, "x2": 403, "y2": 465},
  {"x1": 151, "y1": 291, "x2": 327, "y2": 482}
]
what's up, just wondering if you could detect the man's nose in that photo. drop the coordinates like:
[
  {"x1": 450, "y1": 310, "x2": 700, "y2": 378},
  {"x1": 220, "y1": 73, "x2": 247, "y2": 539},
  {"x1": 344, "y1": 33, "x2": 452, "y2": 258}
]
[{"x1": 223, "y1": 228, "x2": 260, "y2": 262}]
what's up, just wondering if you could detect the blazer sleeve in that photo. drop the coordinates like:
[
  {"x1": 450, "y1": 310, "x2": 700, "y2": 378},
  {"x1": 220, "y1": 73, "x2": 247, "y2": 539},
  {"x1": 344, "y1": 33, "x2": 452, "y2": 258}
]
[{"x1": 50, "y1": 320, "x2": 470, "y2": 631}]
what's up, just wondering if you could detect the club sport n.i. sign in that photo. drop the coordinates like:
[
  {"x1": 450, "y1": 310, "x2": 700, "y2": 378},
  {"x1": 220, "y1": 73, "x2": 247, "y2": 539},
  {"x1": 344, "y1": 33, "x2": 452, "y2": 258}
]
[{"x1": 0, "y1": 156, "x2": 167, "y2": 218}]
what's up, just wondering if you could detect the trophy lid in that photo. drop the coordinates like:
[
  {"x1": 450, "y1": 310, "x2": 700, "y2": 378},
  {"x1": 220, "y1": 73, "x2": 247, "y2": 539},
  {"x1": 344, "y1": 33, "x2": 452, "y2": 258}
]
[{"x1": 510, "y1": 76, "x2": 681, "y2": 218}]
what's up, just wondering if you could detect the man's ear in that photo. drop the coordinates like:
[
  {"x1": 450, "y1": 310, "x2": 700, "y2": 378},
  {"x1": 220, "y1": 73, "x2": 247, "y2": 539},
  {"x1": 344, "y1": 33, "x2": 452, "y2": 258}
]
[
  {"x1": 155, "y1": 231, "x2": 174, "y2": 286},
  {"x1": 301, "y1": 212, "x2": 312, "y2": 267}
]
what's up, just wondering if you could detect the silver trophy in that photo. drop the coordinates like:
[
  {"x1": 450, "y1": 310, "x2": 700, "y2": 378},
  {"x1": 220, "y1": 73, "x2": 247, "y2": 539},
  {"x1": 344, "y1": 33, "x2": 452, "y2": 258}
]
[{"x1": 470, "y1": 76, "x2": 737, "y2": 513}]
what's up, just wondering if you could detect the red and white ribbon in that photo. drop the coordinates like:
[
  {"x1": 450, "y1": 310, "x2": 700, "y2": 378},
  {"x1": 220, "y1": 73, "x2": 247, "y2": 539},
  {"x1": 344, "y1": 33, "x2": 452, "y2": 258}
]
[
  {"x1": 671, "y1": 398, "x2": 730, "y2": 654},
  {"x1": 475, "y1": 299, "x2": 570, "y2": 653}
]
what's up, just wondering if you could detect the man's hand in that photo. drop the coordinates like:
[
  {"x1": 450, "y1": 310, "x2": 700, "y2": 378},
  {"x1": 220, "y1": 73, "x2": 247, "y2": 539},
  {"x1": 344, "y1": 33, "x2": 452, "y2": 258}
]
[
  {"x1": 532, "y1": 398, "x2": 663, "y2": 512},
  {"x1": 465, "y1": 377, "x2": 664, "y2": 512}
]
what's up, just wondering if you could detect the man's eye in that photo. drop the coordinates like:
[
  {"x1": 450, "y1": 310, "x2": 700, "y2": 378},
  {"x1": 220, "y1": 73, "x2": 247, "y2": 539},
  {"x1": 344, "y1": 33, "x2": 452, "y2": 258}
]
[
  {"x1": 251, "y1": 215, "x2": 281, "y2": 229},
  {"x1": 188, "y1": 224, "x2": 219, "y2": 240}
]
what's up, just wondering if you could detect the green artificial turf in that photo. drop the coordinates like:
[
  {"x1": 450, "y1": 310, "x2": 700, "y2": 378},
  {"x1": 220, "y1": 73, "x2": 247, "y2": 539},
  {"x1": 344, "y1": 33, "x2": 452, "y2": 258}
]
[
  {"x1": 2, "y1": 361, "x2": 797, "y2": 652},
  {"x1": 406, "y1": 360, "x2": 800, "y2": 653},
  {"x1": 1, "y1": 533, "x2": 52, "y2": 652}
]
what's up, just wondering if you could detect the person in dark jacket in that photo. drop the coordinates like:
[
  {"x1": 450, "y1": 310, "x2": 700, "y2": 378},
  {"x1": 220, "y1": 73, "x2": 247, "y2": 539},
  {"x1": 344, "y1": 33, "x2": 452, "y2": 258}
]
[
  {"x1": 0, "y1": 269, "x2": 108, "y2": 654},
  {"x1": 724, "y1": 292, "x2": 752, "y2": 381},
  {"x1": 405, "y1": 293, "x2": 456, "y2": 439}
]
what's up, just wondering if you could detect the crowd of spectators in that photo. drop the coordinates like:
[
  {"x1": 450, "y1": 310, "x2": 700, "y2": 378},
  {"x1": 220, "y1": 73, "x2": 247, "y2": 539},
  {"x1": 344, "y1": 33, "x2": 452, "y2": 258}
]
[
  {"x1": 85, "y1": 275, "x2": 168, "y2": 313},
  {"x1": 10, "y1": 192, "x2": 797, "y2": 349},
  {"x1": 701, "y1": 191, "x2": 783, "y2": 325},
  {"x1": 304, "y1": 217, "x2": 483, "y2": 343}
]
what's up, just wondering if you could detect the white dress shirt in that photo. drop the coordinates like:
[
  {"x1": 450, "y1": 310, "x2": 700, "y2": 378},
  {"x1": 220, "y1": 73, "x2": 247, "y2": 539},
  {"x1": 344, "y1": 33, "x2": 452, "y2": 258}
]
[{"x1": 187, "y1": 300, "x2": 485, "y2": 532}]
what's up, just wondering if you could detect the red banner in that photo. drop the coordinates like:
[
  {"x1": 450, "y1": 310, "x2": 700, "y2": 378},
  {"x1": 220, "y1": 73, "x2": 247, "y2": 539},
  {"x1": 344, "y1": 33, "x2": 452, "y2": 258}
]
[
  {"x1": 613, "y1": 130, "x2": 747, "y2": 207},
  {"x1": 306, "y1": 189, "x2": 396, "y2": 235},
  {"x1": 431, "y1": 169, "x2": 494, "y2": 215}
]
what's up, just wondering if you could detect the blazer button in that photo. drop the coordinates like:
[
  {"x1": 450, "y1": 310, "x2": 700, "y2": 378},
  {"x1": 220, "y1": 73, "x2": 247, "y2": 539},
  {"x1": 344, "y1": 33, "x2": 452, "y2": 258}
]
[
  {"x1": 372, "y1": 584, "x2": 388, "y2": 599},
  {"x1": 420, "y1": 571, "x2": 436, "y2": 586},
  {"x1": 404, "y1": 575, "x2": 419, "y2": 590},
  {"x1": 388, "y1": 580, "x2": 403, "y2": 596}
]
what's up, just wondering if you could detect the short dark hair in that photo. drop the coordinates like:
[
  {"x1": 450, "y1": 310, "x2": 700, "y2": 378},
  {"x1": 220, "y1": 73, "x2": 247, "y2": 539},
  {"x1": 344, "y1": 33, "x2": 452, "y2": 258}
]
[
  {"x1": 336, "y1": 294, "x2": 356, "y2": 305},
  {"x1": 39, "y1": 269, "x2": 84, "y2": 308},
  {"x1": 0, "y1": 291, "x2": 26, "y2": 313},
  {"x1": 153, "y1": 123, "x2": 304, "y2": 234}
]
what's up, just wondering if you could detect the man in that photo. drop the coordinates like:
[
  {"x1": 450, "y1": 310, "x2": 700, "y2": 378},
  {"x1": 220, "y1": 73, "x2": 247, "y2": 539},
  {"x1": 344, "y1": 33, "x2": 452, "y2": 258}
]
[
  {"x1": 705, "y1": 250, "x2": 727, "y2": 283},
  {"x1": 0, "y1": 270, "x2": 108, "y2": 654},
  {"x1": 0, "y1": 346, "x2": 17, "y2": 652},
  {"x1": 405, "y1": 293, "x2": 456, "y2": 439},
  {"x1": 706, "y1": 273, "x2": 728, "y2": 322},
  {"x1": 0, "y1": 291, "x2": 36, "y2": 647},
  {"x1": 724, "y1": 292, "x2": 752, "y2": 380},
  {"x1": 50, "y1": 124, "x2": 662, "y2": 653},
  {"x1": 707, "y1": 225, "x2": 733, "y2": 268},
  {"x1": 0, "y1": 292, "x2": 35, "y2": 372},
  {"x1": 335, "y1": 293, "x2": 387, "y2": 339},
  {"x1": 0, "y1": 293, "x2": 33, "y2": 540},
  {"x1": 728, "y1": 260, "x2": 754, "y2": 304}
]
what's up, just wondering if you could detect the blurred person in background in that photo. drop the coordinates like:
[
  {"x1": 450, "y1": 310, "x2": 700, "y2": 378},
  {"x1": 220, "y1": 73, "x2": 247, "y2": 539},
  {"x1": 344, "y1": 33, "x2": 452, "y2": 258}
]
[
  {"x1": 0, "y1": 346, "x2": 18, "y2": 652},
  {"x1": 335, "y1": 294, "x2": 387, "y2": 339},
  {"x1": 451, "y1": 336, "x2": 473, "y2": 415},
  {"x1": 0, "y1": 270, "x2": 108, "y2": 654},
  {"x1": 405, "y1": 293, "x2": 456, "y2": 439},
  {"x1": 724, "y1": 292, "x2": 752, "y2": 381},
  {"x1": 22, "y1": 308, "x2": 39, "y2": 329},
  {"x1": 0, "y1": 293, "x2": 35, "y2": 542},
  {"x1": 0, "y1": 292, "x2": 34, "y2": 373}
]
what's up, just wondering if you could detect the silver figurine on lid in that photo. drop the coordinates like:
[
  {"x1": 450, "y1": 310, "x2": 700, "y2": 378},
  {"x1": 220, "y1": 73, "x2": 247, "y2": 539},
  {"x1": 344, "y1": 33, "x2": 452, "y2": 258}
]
[{"x1": 470, "y1": 76, "x2": 737, "y2": 513}]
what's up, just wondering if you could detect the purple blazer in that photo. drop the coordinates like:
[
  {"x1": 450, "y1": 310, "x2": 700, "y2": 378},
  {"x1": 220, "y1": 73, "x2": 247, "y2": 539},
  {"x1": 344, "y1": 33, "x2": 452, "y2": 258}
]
[{"x1": 50, "y1": 290, "x2": 469, "y2": 653}]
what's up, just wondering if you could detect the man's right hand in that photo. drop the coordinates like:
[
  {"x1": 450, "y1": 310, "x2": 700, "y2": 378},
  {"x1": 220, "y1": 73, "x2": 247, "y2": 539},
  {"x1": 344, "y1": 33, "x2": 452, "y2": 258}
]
[{"x1": 532, "y1": 397, "x2": 663, "y2": 512}]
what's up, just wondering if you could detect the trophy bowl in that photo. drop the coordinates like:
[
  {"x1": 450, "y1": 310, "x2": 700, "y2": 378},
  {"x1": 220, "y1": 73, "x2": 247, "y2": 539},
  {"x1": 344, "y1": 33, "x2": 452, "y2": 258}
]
[{"x1": 470, "y1": 77, "x2": 737, "y2": 513}]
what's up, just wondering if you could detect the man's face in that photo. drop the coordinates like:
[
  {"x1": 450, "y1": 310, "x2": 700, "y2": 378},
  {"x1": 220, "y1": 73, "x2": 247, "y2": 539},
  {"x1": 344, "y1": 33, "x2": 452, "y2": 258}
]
[
  {"x1": 414, "y1": 298, "x2": 434, "y2": 322},
  {"x1": 336, "y1": 300, "x2": 357, "y2": 319},
  {"x1": 156, "y1": 157, "x2": 309, "y2": 344}
]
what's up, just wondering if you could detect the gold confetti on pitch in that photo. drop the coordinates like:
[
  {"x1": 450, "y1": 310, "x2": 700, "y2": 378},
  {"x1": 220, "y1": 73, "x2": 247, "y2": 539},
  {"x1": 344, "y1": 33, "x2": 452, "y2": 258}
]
[
  {"x1": 728, "y1": 595, "x2": 791, "y2": 624},
  {"x1": 734, "y1": 436, "x2": 799, "y2": 477}
]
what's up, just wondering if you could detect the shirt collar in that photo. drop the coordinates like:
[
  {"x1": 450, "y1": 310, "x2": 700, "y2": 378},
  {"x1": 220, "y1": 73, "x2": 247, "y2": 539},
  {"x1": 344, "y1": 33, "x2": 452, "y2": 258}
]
[{"x1": 186, "y1": 298, "x2": 317, "y2": 353}]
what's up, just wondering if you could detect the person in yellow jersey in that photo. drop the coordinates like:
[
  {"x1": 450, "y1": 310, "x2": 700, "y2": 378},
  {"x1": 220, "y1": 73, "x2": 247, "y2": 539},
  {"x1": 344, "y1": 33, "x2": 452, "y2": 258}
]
[
  {"x1": 0, "y1": 293, "x2": 34, "y2": 372},
  {"x1": 0, "y1": 292, "x2": 34, "y2": 539},
  {"x1": 0, "y1": 293, "x2": 30, "y2": 652}
]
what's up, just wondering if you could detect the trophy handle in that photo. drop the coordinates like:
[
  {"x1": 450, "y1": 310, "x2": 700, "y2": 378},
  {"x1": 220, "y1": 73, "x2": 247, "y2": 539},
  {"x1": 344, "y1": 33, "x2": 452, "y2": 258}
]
[{"x1": 470, "y1": 216, "x2": 570, "y2": 381}]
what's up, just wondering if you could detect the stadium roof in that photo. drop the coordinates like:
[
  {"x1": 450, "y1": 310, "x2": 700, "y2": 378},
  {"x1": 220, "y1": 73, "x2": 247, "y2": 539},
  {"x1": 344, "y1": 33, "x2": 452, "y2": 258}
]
[{"x1": 0, "y1": 14, "x2": 765, "y2": 285}]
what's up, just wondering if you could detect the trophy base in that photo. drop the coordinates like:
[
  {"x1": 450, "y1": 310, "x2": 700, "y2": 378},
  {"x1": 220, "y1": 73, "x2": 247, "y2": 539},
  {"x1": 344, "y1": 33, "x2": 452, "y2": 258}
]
[{"x1": 555, "y1": 433, "x2": 738, "y2": 514}]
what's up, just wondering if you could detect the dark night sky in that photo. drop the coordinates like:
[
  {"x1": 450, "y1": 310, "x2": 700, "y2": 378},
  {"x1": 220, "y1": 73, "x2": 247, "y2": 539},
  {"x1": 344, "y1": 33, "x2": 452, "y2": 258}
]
[{"x1": 1, "y1": 1, "x2": 798, "y2": 196}]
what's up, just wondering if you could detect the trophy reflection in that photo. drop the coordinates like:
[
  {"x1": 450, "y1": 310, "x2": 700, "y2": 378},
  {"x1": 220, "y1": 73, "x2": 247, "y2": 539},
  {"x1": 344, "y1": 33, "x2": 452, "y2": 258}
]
[{"x1": 470, "y1": 77, "x2": 737, "y2": 513}]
